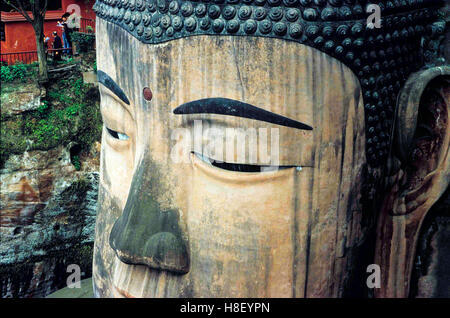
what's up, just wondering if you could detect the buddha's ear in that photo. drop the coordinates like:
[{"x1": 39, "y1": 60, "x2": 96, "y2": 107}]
[
  {"x1": 391, "y1": 66, "x2": 449, "y2": 215},
  {"x1": 374, "y1": 67, "x2": 449, "y2": 298}
]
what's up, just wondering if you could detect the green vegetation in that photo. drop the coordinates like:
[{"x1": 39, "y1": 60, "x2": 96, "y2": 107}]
[
  {"x1": 37, "y1": 100, "x2": 50, "y2": 114},
  {"x1": 1, "y1": 62, "x2": 38, "y2": 83},
  {"x1": 0, "y1": 57, "x2": 79, "y2": 83},
  {"x1": 61, "y1": 57, "x2": 75, "y2": 65},
  {"x1": 92, "y1": 60, "x2": 97, "y2": 73},
  {"x1": 72, "y1": 155, "x2": 81, "y2": 171},
  {"x1": 0, "y1": 69, "x2": 102, "y2": 168},
  {"x1": 72, "y1": 32, "x2": 95, "y2": 53}
]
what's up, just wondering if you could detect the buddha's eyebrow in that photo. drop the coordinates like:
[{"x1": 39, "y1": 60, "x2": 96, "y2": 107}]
[
  {"x1": 97, "y1": 70, "x2": 130, "y2": 105},
  {"x1": 173, "y1": 98, "x2": 313, "y2": 130}
]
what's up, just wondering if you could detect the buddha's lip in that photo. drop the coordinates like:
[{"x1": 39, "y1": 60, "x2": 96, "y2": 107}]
[
  {"x1": 112, "y1": 256, "x2": 137, "y2": 298},
  {"x1": 112, "y1": 259, "x2": 180, "y2": 298},
  {"x1": 113, "y1": 284, "x2": 135, "y2": 298}
]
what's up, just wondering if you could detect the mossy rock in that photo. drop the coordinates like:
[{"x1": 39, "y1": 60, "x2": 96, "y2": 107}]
[{"x1": 0, "y1": 69, "x2": 102, "y2": 168}]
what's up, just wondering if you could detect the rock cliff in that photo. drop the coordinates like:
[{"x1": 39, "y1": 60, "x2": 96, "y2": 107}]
[{"x1": 0, "y1": 63, "x2": 101, "y2": 298}]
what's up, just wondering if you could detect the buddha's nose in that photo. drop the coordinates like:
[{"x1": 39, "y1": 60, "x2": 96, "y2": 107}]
[{"x1": 109, "y1": 156, "x2": 189, "y2": 274}]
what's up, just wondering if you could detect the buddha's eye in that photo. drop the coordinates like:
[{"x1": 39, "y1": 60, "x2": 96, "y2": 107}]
[
  {"x1": 194, "y1": 152, "x2": 298, "y2": 173},
  {"x1": 106, "y1": 127, "x2": 129, "y2": 140}
]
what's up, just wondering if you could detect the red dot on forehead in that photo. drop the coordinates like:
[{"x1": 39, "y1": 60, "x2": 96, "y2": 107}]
[{"x1": 143, "y1": 87, "x2": 152, "y2": 101}]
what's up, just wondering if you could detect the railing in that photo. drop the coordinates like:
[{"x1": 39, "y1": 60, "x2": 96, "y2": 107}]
[
  {"x1": 0, "y1": 48, "x2": 76, "y2": 66},
  {"x1": 79, "y1": 18, "x2": 95, "y2": 34},
  {"x1": 0, "y1": 51, "x2": 38, "y2": 65},
  {"x1": 47, "y1": 47, "x2": 73, "y2": 54},
  {"x1": 1, "y1": 18, "x2": 95, "y2": 65}
]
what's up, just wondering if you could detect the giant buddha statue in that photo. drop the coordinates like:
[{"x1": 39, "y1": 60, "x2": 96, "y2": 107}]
[{"x1": 91, "y1": 0, "x2": 449, "y2": 297}]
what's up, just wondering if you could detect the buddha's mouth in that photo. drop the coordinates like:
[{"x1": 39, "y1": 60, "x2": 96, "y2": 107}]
[
  {"x1": 113, "y1": 284, "x2": 135, "y2": 298},
  {"x1": 111, "y1": 255, "x2": 181, "y2": 298},
  {"x1": 111, "y1": 256, "x2": 138, "y2": 298}
]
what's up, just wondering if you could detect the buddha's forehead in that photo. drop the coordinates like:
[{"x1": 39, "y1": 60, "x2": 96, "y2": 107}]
[{"x1": 97, "y1": 20, "x2": 362, "y2": 131}]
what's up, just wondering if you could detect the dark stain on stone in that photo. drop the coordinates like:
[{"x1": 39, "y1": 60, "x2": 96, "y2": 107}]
[
  {"x1": 38, "y1": 172, "x2": 54, "y2": 202},
  {"x1": 109, "y1": 154, "x2": 189, "y2": 274},
  {"x1": 410, "y1": 187, "x2": 450, "y2": 298}
]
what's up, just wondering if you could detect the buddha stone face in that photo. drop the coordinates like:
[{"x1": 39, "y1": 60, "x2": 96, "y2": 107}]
[
  {"x1": 92, "y1": 3, "x2": 449, "y2": 296},
  {"x1": 93, "y1": 18, "x2": 370, "y2": 297}
]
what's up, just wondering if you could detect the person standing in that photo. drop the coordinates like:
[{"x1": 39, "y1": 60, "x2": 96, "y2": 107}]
[
  {"x1": 52, "y1": 31, "x2": 63, "y2": 64},
  {"x1": 61, "y1": 13, "x2": 73, "y2": 56},
  {"x1": 43, "y1": 34, "x2": 50, "y2": 59},
  {"x1": 57, "y1": 20, "x2": 69, "y2": 55}
]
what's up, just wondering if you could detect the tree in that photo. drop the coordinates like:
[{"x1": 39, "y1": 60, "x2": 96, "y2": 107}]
[{"x1": 4, "y1": 0, "x2": 49, "y2": 83}]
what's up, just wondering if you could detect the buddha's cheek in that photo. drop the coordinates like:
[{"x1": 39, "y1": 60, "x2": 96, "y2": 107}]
[
  {"x1": 100, "y1": 129, "x2": 134, "y2": 209},
  {"x1": 183, "y1": 158, "x2": 311, "y2": 297}
]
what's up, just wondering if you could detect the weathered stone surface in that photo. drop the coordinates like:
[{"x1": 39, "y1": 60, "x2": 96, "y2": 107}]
[
  {"x1": 415, "y1": 217, "x2": 450, "y2": 298},
  {"x1": 82, "y1": 72, "x2": 98, "y2": 86},
  {"x1": 374, "y1": 74, "x2": 449, "y2": 298},
  {"x1": 1, "y1": 83, "x2": 43, "y2": 117},
  {"x1": 0, "y1": 144, "x2": 100, "y2": 298},
  {"x1": 94, "y1": 24, "x2": 372, "y2": 298},
  {"x1": 412, "y1": 189, "x2": 450, "y2": 298}
]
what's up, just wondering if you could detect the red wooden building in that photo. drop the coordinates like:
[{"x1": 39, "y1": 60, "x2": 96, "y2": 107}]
[{"x1": 1, "y1": 0, "x2": 95, "y2": 65}]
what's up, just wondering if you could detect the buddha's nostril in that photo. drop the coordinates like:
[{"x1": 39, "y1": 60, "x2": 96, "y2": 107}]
[
  {"x1": 111, "y1": 229, "x2": 189, "y2": 274},
  {"x1": 143, "y1": 232, "x2": 189, "y2": 272}
]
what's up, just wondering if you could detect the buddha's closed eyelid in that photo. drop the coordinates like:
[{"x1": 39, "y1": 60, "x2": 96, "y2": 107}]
[
  {"x1": 100, "y1": 101, "x2": 134, "y2": 150},
  {"x1": 101, "y1": 109, "x2": 131, "y2": 140},
  {"x1": 193, "y1": 152, "x2": 306, "y2": 173},
  {"x1": 103, "y1": 124, "x2": 132, "y2": 152}
]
